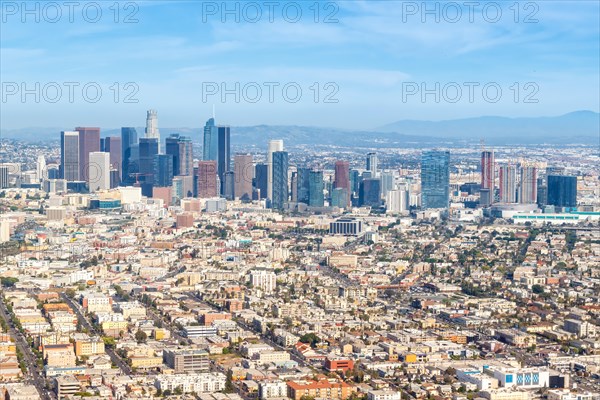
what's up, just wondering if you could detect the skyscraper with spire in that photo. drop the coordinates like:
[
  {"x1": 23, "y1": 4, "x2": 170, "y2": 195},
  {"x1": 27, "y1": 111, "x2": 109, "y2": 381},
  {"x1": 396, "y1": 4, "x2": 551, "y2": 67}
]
[
  {"x1": 203, "y1": 118, "x2": 218, "y2": 161},
  {"x1": 145, "y1": 109, "x2": 160, "y2": 151}
]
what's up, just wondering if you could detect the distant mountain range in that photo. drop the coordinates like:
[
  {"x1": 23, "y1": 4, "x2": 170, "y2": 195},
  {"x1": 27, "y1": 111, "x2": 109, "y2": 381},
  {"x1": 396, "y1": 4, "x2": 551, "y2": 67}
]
[
  {"x1": 377, "y1": 111, "x2": 600, "y2": 144},
  {"x1": 1, "y1": 111, "x2": 598, "y2": 146}
]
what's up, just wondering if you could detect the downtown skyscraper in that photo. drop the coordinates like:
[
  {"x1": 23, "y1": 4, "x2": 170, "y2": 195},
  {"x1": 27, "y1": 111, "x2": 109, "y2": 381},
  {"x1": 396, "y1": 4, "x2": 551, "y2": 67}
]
[
  {"x1": 499, "y1": 165, "x2": 517, "y2": 203},
  {"x1": 121, "y1": 127, "x2": 138, "y2": 183},
  {"x1": 234, "y1": 154, "x2": 253, "y2": 201},
  {"x1": 203, "y1": 118, "x2": 218, "y2": 161},
  {"x1": 519, "y1": 165, "x2": 538, "y2": 204},
  {"x1": 420, "y1": 150, "x2": 450, "y2": 209},
  {"x1": 60, "y1": 131, "x2": 80, "y2": 181},
  {"x1": 481, "y1": 151, "x2": 495, "y2": 190},
  {"x1": 271, "y1": 151, "x2": 288, "y2": 210},
  {"x1": 75, "y1": 127, "x2": 100, "y2": 183},
  {"x1": 166, "y1": 134, "x2": 194, "y2": 177},
  {"x1": 217, "y1": 126, "x2": 230, "y2": 195},
  {"x1": 267, "y1": 140, "x2": 284, "y2": 200}
]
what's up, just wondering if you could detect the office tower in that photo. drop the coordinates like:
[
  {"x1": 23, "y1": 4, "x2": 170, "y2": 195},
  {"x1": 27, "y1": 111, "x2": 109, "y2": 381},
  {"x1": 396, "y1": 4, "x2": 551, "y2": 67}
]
[
  {"x1": 75, "y1": 127, "x2": 100, "y2": 183},
  {"x1": 481, "y1": 151, "x2": 495, "y2": 190},
  {"x1": 36, "y1": 155, "x2": 46, "y2": 182},
  {"x1": 296, "y1": 167, "x2": 311, "y2": 204},
  {"x1": 359, "y1": 178, "x2": 381, "y2": 207},
  {"x1": 331, "y1": 188, "x2": 349, "y2": 208},
  {"x1": 547, "y1": 175, "x2": 577, "y2": 208},
  {"x1": 366, "y1": 152, "x2": 378, "y2": 177},
  {"x1": 121, "y1": 127, "x2": 138, "y2": 183},
  {"x1": 88, "y1": 152, "x2": 110, "y2": 192},
  {"x1": 234, "y1": 154, "x2": 253, "y2": 201},
  {"x1": 350, "y1": 169, "x2": 361, "y2": 194},
  {"x1": 0, "y1": 166, "x2": 8, "y2": 189},
  {"x1": 203, "y1": 117, "x2": 218, "y2": 161},
  {"x1": 47, "y1": 165, "x2": 60, "y2": 180},
  {"x1": 308, "y1": 170, "x2": 324, "y2": 207},
  {"x1": 537, "y1": 177, "x2": 548, "y2": 207},
  {"x1": 145, "y1": 109, "x2": 160, "y2": 140},
  {"x1": 519, "y1": 165, "x2": 537, "y2": 204},
  {"x1": 386, "y1": 189, "x2": 409, "y2": 213},
  {"x1": 223, "y1": 171, "x2": 235, "y2": 200},
  {"x1": 138, "y1": 138, "x2": 159, "y2": 182},
  {"x1": 267, "y1": 140, "x2": 284, "y2": 199},
  {"x1": 103, "y1": 137, "x2": 122, "y2": 185},
  {"x1": 197, "y1": 160, "x2": 218, "y2": 198},
  {"x1": 420, "y1": 150, "x2": 450, "y2": 209},
  {"x1": 60, "y1": 131, "x2": 80, "y2": 181},
  {"x1": 380, "y1": 172, "x2": 394, "y2": 196},
  {"x1": 254, "y1": 163, "x2": 268, "y2": 199},
  {"x1": 173, "y1": 175, "x2": 194, "y2": 200},
  {"x1": 271, "y1": 151, "x2": 288, "y2": 210},
  {"x1": 166, "y1": 134, "x2": 194, "y2": 177},
  {"x1": 154, "y1": 154, "x2": 174, "y2": 187},
  {"x1": 290, "y1": 171, "x2": 298, "y2": 202},
  {"x1": 217, "y1": 126, "x2": 230, "y2": 194},
  {"x1": 499, "y1": 165, "x2": 517, "y2": 203},
  {"x1": 334, "y1": 160, "x2": 350, "y2": 206}
]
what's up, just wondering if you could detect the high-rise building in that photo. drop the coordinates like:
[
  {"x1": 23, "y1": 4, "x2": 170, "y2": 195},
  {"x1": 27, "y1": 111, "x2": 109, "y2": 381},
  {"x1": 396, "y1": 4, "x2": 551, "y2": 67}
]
[
  {"x1": 0, "y1": 166, "x2": 9, "y2": 189},
  {"x1": 103, "y1": 137, "x2": 122, "y2": 185},
  {"x1": 421, "y1": 150, "x2": 450, "y2": 209},
  {"x1": 203, "y1": 118, "x2": 218, "y2": 161},
  {"x1": 75, "y1": 127, "x2": 100, "y2": 183},
  {"x1": 271, "y1": 151, "x2": 288, "y2": 209},
  {"x1": 359, "y1": 178, "x2": 381, "y2": 207},
  {"x1": 223, "y1": 171, "x2": 235, "y2": 200},
  {"x1": 138, "y1": 138, "x2": 159, "y2": 187},
  {"x1": 267, "y1": 140, "x2": 284, "y2": 200},
  {"x1": 547, "y1": 175, "x2": 577, "y2": 208},
  {"x1": 154, "y1": 154, "x2": 174, "y2": 187},
  {"x1": 481, "y1": 151, "x2": 495, "y2": 190},
  {"x1": 350, "y1": 169, "x2": 361, "y2": 195},
  {"x1": 386, "y1": 189, "x2": 409, "y2": 214},
  {"x1": 331, "y1": 188, "x2": 349, "y2": 209},
  {"x1": 88, "y1": 152, "x2": 110, "y2": 192},
  {"x1": 166, "y1": 134, "x2": 194, "y2": 177},
  {"x1": 145, "y1": 109, "x2": 160, "y2": 140},
  {"x1": 499, "y1": 165, "x2": 517, "y2": 203},
  {"x1": 36, "y1": 155, "x2": 46, "y2": 183},
  {"x1": 197, "y1": 160, "x2": 218, "y2": 198},
  {"x1": 121, "y1": 127, "x2": 138, "y2": 183},
  {"x1": 308, "y1": 170, "x2": 324, "y2": 207},
  {"x1": 234, "y1": 154, "x2": 253, "y2": 201},
  {"x1": 519, "y1": 165, "x2": 537, "y2": 204},
  {"x1": 254, "y1": 163, "x2": 268, "y2": 199},
  {"x1": 366, "y1": 153, "x2": 378, "y2": 177},
  {"x1": 60, "y1": 131, "x2": 80, "y2": 181},
  {"x1": 334, "y1": 161, "x2": 350, "y2": 206},
  {"x1": 296, "y1": 167, "x2": 311, "y2": 204},
  {"x1": 217, "y1": 126, "x2": 230, "y2": 194}
]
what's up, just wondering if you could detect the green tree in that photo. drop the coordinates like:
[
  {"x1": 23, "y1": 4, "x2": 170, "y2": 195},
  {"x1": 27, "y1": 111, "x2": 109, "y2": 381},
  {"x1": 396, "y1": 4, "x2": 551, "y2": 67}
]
[{"x1": 135, "y1": 329, "x2": 148, "y2": 344}]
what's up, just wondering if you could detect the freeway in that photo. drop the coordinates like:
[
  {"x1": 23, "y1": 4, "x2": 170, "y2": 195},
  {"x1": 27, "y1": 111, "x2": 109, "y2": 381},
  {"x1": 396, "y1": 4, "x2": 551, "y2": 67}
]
[
  {"x1": 60, "y1": 293, "x2": 133, "y2": 376},
  {"x1": 0, "y1": 292, "x2": 55, "y2": 400}
]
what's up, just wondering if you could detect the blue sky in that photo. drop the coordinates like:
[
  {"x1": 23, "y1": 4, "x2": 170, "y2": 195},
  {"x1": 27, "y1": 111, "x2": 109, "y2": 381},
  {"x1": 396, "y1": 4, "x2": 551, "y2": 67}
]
[{"x1": 1, "y1": 0, "x2": 598, "y2": 130}]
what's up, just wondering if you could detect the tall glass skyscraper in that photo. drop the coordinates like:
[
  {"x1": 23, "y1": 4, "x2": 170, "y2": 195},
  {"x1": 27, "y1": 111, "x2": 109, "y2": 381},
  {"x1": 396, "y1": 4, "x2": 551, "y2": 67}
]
[
  {"x1": 296, "y1": 167, "x2": 311, "y2": 204},
  {"x1": 121, "y1": 127, "x2": 138, "y2": 183},
  {"x1": 166, "y1": 134, "x2": 194, "y2": 177},
  {"x1": 271, "y1": 151, "x2": 288, "y2": 210},
  {"x1": 421, "y1": 150, "x2": 450, "y2": 209},
  {"x1": 254, "y1": 163, "x2": 268, "y2": 199},
  {"x1": 308, "y1": 170, "x2": 324, "y2": 207},
  {"x1": 154, "y1": 154, "x2": 174, "y2": 187},
  {"x1": 217, "y1": 126, "x2": 230, "y2": 194},
  {"x1": 547, "y1": 175, "x2": 577, "y2": 208},
  {"x1": 60, "y1": 131, "x2": 80, "y2": 181},
  {"x1": 359, "y1": 178, "x2": 381, "y2": 207},
  {"x1": 203, "y1": 118, "x2": 218, "y2": 161},
  {"x1": 138, "y1": 138, "x2": 159, "y2": 183},
  {"x1": 519, "y1": 165, "x2": 538, "y2": 204}
]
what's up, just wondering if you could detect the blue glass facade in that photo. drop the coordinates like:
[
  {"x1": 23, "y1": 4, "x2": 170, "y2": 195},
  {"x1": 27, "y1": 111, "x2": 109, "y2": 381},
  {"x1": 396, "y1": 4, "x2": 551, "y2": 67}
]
[{"x1": 421, "y1": 150, "x2": 450, "y2": 209}]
